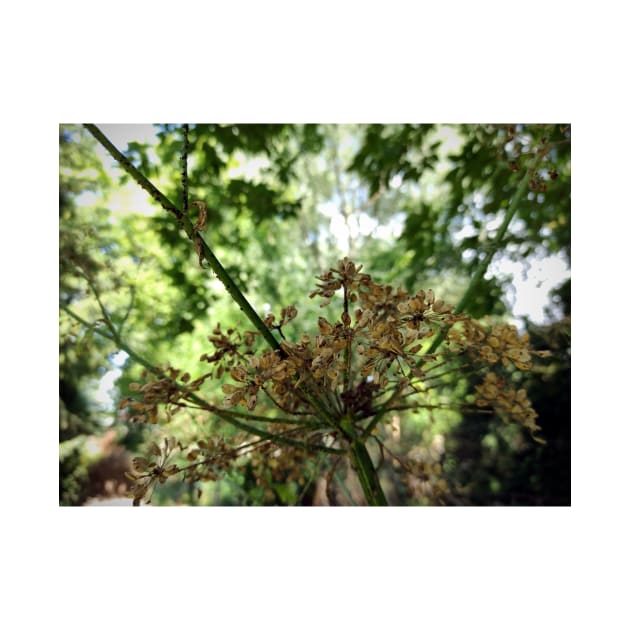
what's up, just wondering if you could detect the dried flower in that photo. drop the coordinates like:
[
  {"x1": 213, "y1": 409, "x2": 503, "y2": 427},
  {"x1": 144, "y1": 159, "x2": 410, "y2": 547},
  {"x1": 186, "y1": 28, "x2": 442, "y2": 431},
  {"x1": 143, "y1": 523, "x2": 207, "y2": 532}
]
[
  {"x1": 125, "y1": 258, "x2": 552, "y2": 504},
  {"x1": 126, "y1": 437, "x2": 180, "y2": 505}
]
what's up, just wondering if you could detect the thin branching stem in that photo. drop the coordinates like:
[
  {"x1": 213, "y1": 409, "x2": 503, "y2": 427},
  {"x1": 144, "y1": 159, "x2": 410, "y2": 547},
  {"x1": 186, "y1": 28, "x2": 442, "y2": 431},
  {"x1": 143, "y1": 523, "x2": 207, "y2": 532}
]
[
  {"x1": 61, "y1": 304, "x2": 343, "y2": 455},
  {"x1": 83, "y1": 124, "x2": 282, "y2": 353},
  {"x1": 181, "y1": 123, "x2": 189, "y2": 214},
  {"x1": 118, "y1": 286, "x2": 135, "y2": 338},
  {"x1": 342, "y1": 282, "x2": 351, "y2": 407},
  {"x1": 83, "y1": 124, "x2": 338, "y2": 430},
  {"x1": 424, "y1": 149, "x2": 545, "y2": 356},
  {"x1": 294, "y1": 451, "x2": 328, "y2": 505}
]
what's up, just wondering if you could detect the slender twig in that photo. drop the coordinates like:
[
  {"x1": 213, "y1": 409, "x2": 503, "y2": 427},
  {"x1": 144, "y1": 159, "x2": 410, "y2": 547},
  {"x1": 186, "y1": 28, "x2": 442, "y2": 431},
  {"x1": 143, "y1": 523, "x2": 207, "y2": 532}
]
[
  {"x1": 424, "y1": 149, "x2": 545, "y2": 356},
  {"x1": 176, "y1": 428, "x2": 314, "y2": 477},
  {"x1": 334, "y1": 471, "x2": 357, "y2": 506},
  {"x1": 61, "y1": 304, "x2": 343, "y2": 455},
  {"x1": 118, "y1": 286, "x2": 135, "y2": 338},
  {"x1": 294, "y1": 451, "x2": 328, "y2": 505},
  {"x1": 342, "y1": 282, "x2": 351, "y2": 408},
  {"x1": 166, "y1": 400, "x2": 316, "y2": 426},
  {"x1": 181, "y1": 123, "x2": 189, "y2": 214},
  {"x1": 361, "y1": 384, "x2": 408, "y2": 438},
  {"x1": 421, "y1": 362, "x2": 472, "y2": 385},
  {"x1": 260, "y1": 384, "x2": 310, "y2": 417},
  {"x1": 171, "y1": 437, "x2": 269, "y2": 475},
  {"x1": 383, "y1": 403, "x2": 493, "y2": 414},
  {"x1": 77, "y1": 269, "x2": 118, "y2": 338}
]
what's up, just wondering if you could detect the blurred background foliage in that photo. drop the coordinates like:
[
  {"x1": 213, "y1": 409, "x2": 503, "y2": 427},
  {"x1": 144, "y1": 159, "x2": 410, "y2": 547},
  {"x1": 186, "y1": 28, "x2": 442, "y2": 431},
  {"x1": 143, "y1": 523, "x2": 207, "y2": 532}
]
[{"x1": 59, "y1": 123, "x2": 570, "y2": 506}]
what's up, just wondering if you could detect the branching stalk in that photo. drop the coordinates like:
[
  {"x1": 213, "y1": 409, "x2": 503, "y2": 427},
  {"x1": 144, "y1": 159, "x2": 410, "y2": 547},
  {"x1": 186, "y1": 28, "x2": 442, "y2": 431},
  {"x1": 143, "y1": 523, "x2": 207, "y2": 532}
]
[
  {"x1": 181, "y1": 123, "x2": 189, "y2": 214},
  {"x1": 425, "y1": 150, "x2": 545, "y2": 355},
  {"x1": 61, "y1": 304, "x2": 342, "y2": 455},
  {"x1": 83, "y1": 124, "x2": 337, "y2": 430},
  {"x1": 83, "y1": 124, "x2": 282, "y2": 353}
]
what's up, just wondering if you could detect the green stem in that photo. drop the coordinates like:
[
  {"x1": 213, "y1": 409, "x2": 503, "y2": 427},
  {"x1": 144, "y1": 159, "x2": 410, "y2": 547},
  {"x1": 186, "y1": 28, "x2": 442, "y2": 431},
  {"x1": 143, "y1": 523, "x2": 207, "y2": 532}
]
[
  {"x1": 83, "y1": 124, "x2": 282, "y2": 353},
  {"x1": 338, "y1": 416, "x2": 386, "y2": 504},
  {"x1": 360, "y1": 154, "x2": 546, "y2": 439},
  {"x1": 83, "y1": 124, "x2": 185, "y2": 221},
  {"x1": 83, "y1": 124, "x2": 337, "y2": 429},
  {"x1": 61, "y1": 304, "x2": 342, "y2": 455},
  {"x1": 425, "y1": 151, "x2": 544, "y2": 355},
  {"x1": 342, "y1": 283, "x2": 351, "y2": 406},
  {"x1": 181, "y1": 123, "x2": 189, "y2": 214},
  {"x1": 350, "y1": 440, "x2": 387, "y2": 506},
  {"x1": 334, "y1": 471, "x2": 357, "y2": 506},
  {"x1": 362, "y1": 387, "x2": 403, "y2": 438}
]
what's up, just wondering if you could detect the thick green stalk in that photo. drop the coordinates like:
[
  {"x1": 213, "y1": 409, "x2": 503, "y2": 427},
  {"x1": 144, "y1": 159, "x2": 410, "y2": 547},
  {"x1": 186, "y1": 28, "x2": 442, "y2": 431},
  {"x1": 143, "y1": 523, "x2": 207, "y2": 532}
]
[
  {"x1": 350, "y1": 440, "x2": 387, "y2": 506},
  {"x1": 338, "y1": 416, "x2": 387, "y2": 505}
]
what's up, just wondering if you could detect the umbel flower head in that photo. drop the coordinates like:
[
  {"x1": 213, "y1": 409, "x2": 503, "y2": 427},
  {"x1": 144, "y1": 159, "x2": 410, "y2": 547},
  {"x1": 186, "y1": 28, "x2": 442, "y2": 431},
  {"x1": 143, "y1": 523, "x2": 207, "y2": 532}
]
[
  {"x1": 218, "y1": 258, "x2": 548, "y2": 441},
  {"x1": 124, "y1": 257, "x2": 550, "y2": 504}
]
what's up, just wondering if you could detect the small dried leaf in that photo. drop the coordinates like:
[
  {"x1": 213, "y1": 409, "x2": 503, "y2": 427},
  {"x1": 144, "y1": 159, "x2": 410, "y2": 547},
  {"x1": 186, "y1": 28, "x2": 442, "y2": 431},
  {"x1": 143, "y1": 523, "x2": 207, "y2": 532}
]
[
  {"x1": 534, "y1": 350, "x2": 552, "y2": 358},
  {"x1": 164, "y1": 465, "x2": 180, "y2": 477},
  {"x1": 194, "y1": 233, "x2": 205, "y2": 268},
  {"x1": 132, "y1": 457, "x2": 150, "y2": 472},
  {"x1": 318, "y1": 317, "x2": 334, "y2": 335},
  {"x1": 230, "y1": 366, "x2": 248, "y2": 382},
  {"x1": 282, "y1": 305, "x2": 298, "y2": 323},
  {"x1": 357, "y1": 309, "x2": 372, "y2": 328},
  {"x1": 191, "y1": 200, "x2": 208, "y2": 232},
  {"x1": 186, "y1": 449, "x2": 200, "y2": 461}
]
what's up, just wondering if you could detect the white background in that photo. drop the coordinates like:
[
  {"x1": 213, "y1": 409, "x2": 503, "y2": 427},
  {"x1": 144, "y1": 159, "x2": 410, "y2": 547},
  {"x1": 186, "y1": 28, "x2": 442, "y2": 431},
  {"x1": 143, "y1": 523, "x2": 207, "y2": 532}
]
[{"x1": 3, "y1": 1, "x2": 625, "y2": 628}]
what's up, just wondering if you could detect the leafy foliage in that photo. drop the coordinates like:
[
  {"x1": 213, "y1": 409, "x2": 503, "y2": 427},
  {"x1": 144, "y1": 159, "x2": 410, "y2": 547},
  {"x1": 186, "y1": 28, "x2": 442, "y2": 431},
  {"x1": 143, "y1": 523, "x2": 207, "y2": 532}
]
[{"x1": 351, "y1": 124, "x2": 571, "y2": 302}]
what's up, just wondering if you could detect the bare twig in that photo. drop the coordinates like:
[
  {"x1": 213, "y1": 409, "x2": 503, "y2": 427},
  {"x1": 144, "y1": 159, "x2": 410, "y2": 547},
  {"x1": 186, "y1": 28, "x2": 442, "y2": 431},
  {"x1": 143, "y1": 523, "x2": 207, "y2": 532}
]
[{"x1": 181, "y1": 123, "x2": 189, "y2": 214}]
